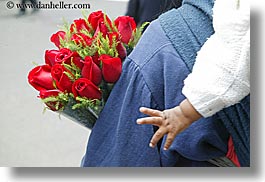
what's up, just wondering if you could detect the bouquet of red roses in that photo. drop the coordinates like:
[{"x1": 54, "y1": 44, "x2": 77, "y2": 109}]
[{"x1": 28, "y1": 10, "x2": 147, "y2": 129}]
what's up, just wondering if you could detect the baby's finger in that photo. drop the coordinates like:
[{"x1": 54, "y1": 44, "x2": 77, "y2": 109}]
[
  {"x1": 139, "y1": 107, "x2": 162, "y2": 117},
  {"x1": 163, "y1": 133, "x2": 177, "y2": 150},
  {"x1": 137, "y1": 117, "x2": 162, "y2": 126},
  {"x1": 149, "y1": 128, "x2": 167, "y2": 148}
]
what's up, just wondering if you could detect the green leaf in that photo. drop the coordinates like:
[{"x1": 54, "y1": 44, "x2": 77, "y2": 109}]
[
  {"x1": 62, "y1": 61, "x2": 81, "y2": 80},
  {"x1": 64, "y1": 71, "x2": 75, "y2": 82},
  {"x1": 41, "y1": 92, "x2": 71, "y2": 111},
  {"x1": 128, "y1": 22, "x2": 150, "y2": 48},
  {"x1": 31, "y1": 61, "x2": 39, "y2": 66},
  {"x1": 104, "y1": 14, "x2": 113, "y2": 32},
  {"x1": 96, "y1": 32, "x2": 118, "y2": 57}
]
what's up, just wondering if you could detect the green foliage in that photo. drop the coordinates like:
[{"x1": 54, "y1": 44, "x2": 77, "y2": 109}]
[
  {"x1": 72, "y1": 97, "x2": 101, "y2": 112},
  {"x1": 112, "y1": 21, "x2": 118, "y2": 32},
  {"x1": 97, "y1": 32, "x2": 118, "y2": 57},
  {"x1": 42, "y1": 92, "x2": 102, "y2": 114},
  {"x1": 128, "y1": 22, "x2": 150, "y2": 48},
  {"x1": 76, "y1": 40, "x2": 98, "y2": 59},
  {"x1": 58, "y1": 18, "x2": 98, "y2": 59},
  {"x1": 52, "y1": 80, "x2": 57, "y2": 89},
  {"x1": 31, "y1": 61, "x2": 39, "y2": 66},
  {"x1": 82, "y1": 10, "x2": 94, "y2": 33},
  {"x1": 62, "y1": 60, "x2": 81, "y2": 80},
  {"x1": 104, "y1": 14, "x2": 113, "y2": 32},
  {"x1": 59, "y1": 18, "x2": 72, "y2": 46},
  {"x1": 41, "y1": 92, "x2": 70, "y2": 111}
]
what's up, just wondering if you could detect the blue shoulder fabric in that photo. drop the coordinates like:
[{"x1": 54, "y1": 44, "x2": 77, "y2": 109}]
[{"x1": 159, "y1": 0, "x2": 214, "y2": 71}]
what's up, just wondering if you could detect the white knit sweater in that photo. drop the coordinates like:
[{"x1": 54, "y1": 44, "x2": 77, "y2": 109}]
[{"x1": 182, "y1": 0, "x2": 250, "y2": 117}]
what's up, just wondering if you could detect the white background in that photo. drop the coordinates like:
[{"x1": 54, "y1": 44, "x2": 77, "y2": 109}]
[{"x1": 1, "y1": 0, "x2": 264, "y2": 181}]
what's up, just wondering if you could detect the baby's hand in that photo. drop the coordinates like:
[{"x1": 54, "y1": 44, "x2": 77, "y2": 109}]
[
  {"x1": 137, "y1": 106, "x2": 194, "y2": 150},
  {"x1": 137, "y1": 99, "x2": 202, "y2": 150}
]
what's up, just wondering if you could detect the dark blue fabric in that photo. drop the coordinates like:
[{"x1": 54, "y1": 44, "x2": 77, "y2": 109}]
[{"x1": 217, "y1": 95, "x2": 250, "y2": 167}]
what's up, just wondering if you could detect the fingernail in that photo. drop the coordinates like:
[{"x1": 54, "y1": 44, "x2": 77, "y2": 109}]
[
  {"x1": 136, "y1": 119, "x2": 141, "y2": 124},
  {"x1": 163, "y1": 147, "x2": 168, "y2": 151},
  {"x1": 149, "y1": 143, "x2": 154, "y2": 148}
]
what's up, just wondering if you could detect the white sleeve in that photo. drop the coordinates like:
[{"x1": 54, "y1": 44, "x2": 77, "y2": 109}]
[{"x1": 182, "y1": 0, "x2": 250, "y2": 117}]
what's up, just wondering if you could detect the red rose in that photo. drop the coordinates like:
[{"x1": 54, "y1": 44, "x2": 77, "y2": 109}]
[
  {"x1": 28, "y1": 65, "x2": 55, "y2": 91},
  {"x1": 64, "y1": 53, "x2": 84, "y2": 70},
  {"x1": 116, "y1": 42, "x2": 127, "y2": 60},
  {"x1": 50, "y1": 31, "x2": 66, "y2": 48},
  {"x1": 39, "y1": 89, "x2": 61, "y2": 98},
  {"x1": 39, "y1": 89, "x2": 63, "y2": 111},
  {"x1": 70, "y1": 18, "x2": 91, "y2": 33},
  {"x1": 108, "y1": 32, "x2": 119, "y2": 45},
  {"x1": 55, "y1": 48, "x2": 74, "y2": 65},
  {"x1": 81, "y1": 56, "x2": 102, "y2": 86},
  {"x1": 88, "y1": 10, "x2": 104, "y2": 30},
  {"x1": 52, "y1": 50, "x2": 84, "y2": 70},
  {"x1": 47, "y1": 48, "x2": 83, "y2": 70},
  {"x1": 46, "y1": 49, "x2": 80, "y2": 67},
  {"x1": 114, "y1": 16, "x2": 136, "y2": 44},
  {"x1": 71, "y1": 33, "x2": 93, "y2": 47},
  {"x1": 45, "y1": 50, "x2": 60, "y2": 66},
  {"x1": 99, "y1": 54, "x2": 122, "y2": 83},
  {"x1": 92, "y1": 53, "x2": 100, "y2": 67},
  {"x1": 108, "y1": 32, "x2": 127, "y2": 59},
  {"x1": 88, "y1": 10, "x2": 112, "y2": 31},
  {"x1": 51, "y1": 64, "x2": 74, "y2": 93},
  {"x1": 94, "y1": 21, "x2": 109, "y2": 38},
  {"x1": 72, "y1": 78, "x2": 102, "y2": 99}
]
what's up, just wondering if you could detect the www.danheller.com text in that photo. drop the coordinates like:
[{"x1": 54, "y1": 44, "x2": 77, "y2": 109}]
[{"x1": 16, "y1": 1, "x2": 91, "y2": 9}]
